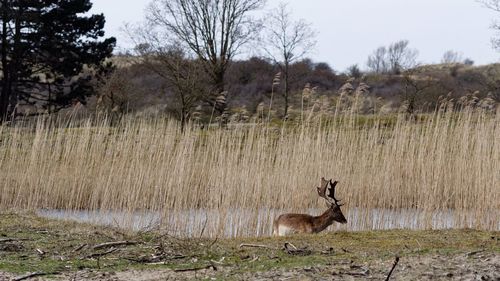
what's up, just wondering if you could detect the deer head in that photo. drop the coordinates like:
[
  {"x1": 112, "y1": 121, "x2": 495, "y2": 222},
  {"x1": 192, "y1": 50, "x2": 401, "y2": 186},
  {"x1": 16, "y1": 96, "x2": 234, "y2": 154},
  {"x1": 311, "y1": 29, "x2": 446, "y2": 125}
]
[{"x1": 317, "y1": 177, "x2": 347, "y2": 224}]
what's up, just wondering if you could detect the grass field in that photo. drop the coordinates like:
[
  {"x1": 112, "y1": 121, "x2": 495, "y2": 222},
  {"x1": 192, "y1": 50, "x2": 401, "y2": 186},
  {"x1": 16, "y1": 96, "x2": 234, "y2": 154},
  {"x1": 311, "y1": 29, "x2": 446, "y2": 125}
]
[
  {"x1": 0, "y1": 213, "x2": 498, "y2": 280},
  {"x1": 0, "y1": 109, "x2": 499, "y2": 238}
]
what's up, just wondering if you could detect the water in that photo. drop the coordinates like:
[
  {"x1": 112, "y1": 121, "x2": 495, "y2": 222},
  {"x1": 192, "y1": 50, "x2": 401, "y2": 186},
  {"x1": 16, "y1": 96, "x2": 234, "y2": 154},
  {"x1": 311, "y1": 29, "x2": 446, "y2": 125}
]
[{"x1": 37, "y1": 208, "x2": 499, "y2": 238}]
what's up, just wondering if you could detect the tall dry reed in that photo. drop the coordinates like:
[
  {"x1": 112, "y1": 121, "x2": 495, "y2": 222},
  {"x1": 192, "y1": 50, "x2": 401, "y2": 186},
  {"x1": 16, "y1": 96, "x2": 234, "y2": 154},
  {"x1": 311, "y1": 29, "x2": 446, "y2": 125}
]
[{"x1": 0, "y1": 110, "x2": 498, "y2": 237}]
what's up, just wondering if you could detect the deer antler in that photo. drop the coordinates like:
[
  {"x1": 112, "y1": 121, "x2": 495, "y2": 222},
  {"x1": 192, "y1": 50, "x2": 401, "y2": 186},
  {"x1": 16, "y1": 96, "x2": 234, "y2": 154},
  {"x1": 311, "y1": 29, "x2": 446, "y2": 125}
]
[
  {"x1": 317, "y1": 177, "x2": 329, "y2": 199},
  {"x1": 328, "y1": 179, "x2": 343, "y2": 206}
]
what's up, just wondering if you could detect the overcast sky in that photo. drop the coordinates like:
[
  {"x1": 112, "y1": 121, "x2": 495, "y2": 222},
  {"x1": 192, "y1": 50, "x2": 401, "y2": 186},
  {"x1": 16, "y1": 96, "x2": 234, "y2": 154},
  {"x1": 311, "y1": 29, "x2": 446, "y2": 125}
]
[{"x1": 91, "y1": 0, "x2": 500, "y2": 71}]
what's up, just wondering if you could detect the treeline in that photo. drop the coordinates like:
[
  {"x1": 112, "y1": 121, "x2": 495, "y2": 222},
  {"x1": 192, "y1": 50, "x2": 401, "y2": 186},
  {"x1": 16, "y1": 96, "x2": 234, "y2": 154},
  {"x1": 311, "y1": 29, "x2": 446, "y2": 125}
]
[
  {"x1": 1, "y1": 0, "x2": 499, "y2": 126},
  {"x1": 95, "y1": 55, "x2": 499, "y2": 123}
]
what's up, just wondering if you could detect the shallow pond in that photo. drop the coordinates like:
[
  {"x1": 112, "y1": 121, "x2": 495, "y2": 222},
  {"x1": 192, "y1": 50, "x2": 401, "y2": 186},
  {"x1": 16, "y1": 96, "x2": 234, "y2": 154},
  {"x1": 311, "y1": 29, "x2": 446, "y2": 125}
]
[{"x1": 37, "y1": 208, "x2": 499, "y2": 238}]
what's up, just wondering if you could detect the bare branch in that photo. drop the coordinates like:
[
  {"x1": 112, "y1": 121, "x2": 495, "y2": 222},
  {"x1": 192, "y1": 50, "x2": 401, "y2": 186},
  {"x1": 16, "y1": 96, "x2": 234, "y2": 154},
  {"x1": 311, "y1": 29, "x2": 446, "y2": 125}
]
[
  {"x1": 367, "y1": 40, "x2": 418, "y2": 74},
  {"x1": 478, "y1": 0, "x2": 500, "y2": 50},
  {"x1": 262, "y1": 2, "x2": 317, "y2": 64},
  {"x1": 478, "y1": 0, "x2": 500, "y2": 12},
  {"x1": 260, "y1": 2, "x2": 317, "y2": 116},
  {"x1": 146, "y1": 0, "x2": 265, "y2": 92}
]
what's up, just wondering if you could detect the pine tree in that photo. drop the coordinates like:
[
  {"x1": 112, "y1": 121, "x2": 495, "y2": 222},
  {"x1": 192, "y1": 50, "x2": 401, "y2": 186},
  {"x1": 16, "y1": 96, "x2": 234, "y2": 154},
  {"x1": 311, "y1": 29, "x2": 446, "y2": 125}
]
[{"x1": 0, "y1": 0, "x2": 116, "y2": 121}]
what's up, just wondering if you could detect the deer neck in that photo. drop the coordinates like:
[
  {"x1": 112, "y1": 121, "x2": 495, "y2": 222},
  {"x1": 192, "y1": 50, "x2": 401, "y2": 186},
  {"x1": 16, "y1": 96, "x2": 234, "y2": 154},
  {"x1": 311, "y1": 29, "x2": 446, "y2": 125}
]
[{"x1": 311, "y1": 208, "x2": 336, "y2": 233}]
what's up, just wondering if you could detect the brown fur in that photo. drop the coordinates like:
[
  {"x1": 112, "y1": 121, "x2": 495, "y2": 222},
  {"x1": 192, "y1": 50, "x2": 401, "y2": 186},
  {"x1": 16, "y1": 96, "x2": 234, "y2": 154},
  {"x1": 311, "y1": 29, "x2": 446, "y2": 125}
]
[{"x1": 273, "y1": 204, "x2": 347, "y2": 236}]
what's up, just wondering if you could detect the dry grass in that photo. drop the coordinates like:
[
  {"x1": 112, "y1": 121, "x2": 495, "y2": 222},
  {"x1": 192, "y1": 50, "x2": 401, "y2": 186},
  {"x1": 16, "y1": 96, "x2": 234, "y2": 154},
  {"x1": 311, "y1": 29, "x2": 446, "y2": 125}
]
[{"x1": 0, "y1": 109, "x2": 498, "y2": 238}]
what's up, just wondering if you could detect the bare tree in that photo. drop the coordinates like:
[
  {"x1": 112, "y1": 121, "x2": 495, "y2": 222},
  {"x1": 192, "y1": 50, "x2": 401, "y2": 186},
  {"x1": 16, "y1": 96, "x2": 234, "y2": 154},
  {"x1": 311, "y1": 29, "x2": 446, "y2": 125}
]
[
  {"x1": 262, "y1": 2, "x2": 317, "y2": 117},
  {"x1": 96, "y1": 67, "x2": 140, "y2": 117},
  {"x1": 441, "y1": 50, "x2": 463, "y2": 64},
  {"x1": 124, "y1": 19, "x2": 211, "y2": 129},
  {"x1": 367, "y1": 47, "x2": 388, "y2": 74},
  {"x1": 387, "y1": 40, "x2": 418, "y2": 74},
  {"x1": 145, "y1": 0, "x2": 265, "y2": 117},
  {"x1": 478, "y1": 0, "x2": 500, "y2": 50},
  {"x1": 141, "y1": 45, "x2": 208, "y2": 131},
  {"x1": 367, "y1": 40, "x2": 418, "y2": 74}
]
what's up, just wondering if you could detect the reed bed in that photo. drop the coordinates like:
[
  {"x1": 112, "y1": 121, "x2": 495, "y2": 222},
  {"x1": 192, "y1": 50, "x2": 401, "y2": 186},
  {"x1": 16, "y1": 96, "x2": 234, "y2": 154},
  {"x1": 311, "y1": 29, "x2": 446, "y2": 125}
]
[{"x1": 0, "y1": 110, "x2": 498, "y2": 238}]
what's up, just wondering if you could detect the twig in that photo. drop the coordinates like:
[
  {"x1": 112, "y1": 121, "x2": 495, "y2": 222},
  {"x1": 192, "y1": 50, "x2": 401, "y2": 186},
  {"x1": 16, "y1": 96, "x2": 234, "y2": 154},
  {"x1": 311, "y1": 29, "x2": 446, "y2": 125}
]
[
  {"x1": 72, "y1": 243, "x2": 87, "y2": 252},
  {"x1": 85, "y1": 248, "x2": 118, "y2": 259},
  {"x1": 284, "y1": 242, "x2": 297, "y2": 250},
  {"x1": 14, "y1": 271, "x2": 59, "y2": 281},
  {"x1": 0, "y1": 238, "x2": 29, "y2": 243},
  {"x1": 414, "y1": 239, "x2": 422, "y2": 250},
  {"x1": 92, "y1": 241, "x2": 138, "y2": 250},
  {"x1": 199, "y1": 216, "x2": 209, "y2": 238},
  {"x1": 345, "y1": 271, "x2": 369, "y2": 277},
  {"x1": 174, "y1": 262, "x2": 217, "y2": 272},
  {"x1": 284, "y1": 242, "x2": 312, "y2": 256},
  {"x1": 126, "y1": 254, "x2": 186, "y2": 263},
  {"x1": 208, "y1": 237, "x2": 219, "y2": 248},
  {"x1": 466, "y1": 250, "x2": 485, "y2": 257},
  {"x1": 239, "y1": 243, "x2": 277, "y2": 250},
  {"x1": 385, "y1": 256, "x2": 400, "y2": 281},
  {"x1": 210, "y1": 257, "x2": 225, "y2": 264},
  {"x1": 341, "y1": 247, "x2": 351, "y2": 253}
]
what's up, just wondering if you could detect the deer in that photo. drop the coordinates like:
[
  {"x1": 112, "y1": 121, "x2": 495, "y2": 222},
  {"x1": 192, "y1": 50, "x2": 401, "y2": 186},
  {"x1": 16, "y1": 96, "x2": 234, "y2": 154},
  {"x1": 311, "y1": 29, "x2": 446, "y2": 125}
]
[{"x1": 273, "y1": 177, "x2": 347, "y2": 236}]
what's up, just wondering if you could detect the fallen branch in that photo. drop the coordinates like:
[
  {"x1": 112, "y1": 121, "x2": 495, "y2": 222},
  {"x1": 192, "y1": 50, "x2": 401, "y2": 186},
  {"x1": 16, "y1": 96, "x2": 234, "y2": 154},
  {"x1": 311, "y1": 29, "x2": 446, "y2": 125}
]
[
  {"x1": 385, "y1": 256, "x2": 400, "y2": 281},
  {"x1": 208, "y1": 237, "x2": 219, "y2": 248},
  {"x1": 72, "y1": 243, "x2": 88, "y2": 252},
  {"x1": 341, "y1": 247, "x2": 351, "y2": 253},
  {"x1": 174, "y1": 262, "x2": 217, "y2": 272},
  {"x1": 466, "y1": 250, "x2": 485, "y2": 257},
  {"x1": 126, "y1": 254, "x2": 186, "y2": 263},
  {"x1": 210, "y1": 257, "x2": 225, "y2": 264},
  {"x1": 345, "y1": 271, "x2": 369, "y2": 277},
  {"x1": 239, "y1": 243, "x2": 277, "y2": 250},
  {"x1": 0, "y1": 238, "x2": 29, "y2": 243},
  {"x1": 14, "y1": 271, "x2": 59, "y2": 281},
  {"x1": 85, "y1": 248, "x2": 118, "y2": 259},
  {"x1": 284, "y1": 242, "x2": 312, "y2": 256},
  {"x1": 92, "y1": 241, "x2": 138, "y2": 250},
  {"x1": 284, "y1": 242, "x2": 297, "y2": 250}
]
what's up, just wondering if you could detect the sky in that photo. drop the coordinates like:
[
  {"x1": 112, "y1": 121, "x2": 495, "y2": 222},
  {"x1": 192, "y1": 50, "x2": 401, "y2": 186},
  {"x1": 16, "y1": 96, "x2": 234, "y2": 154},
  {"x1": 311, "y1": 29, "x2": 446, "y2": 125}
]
[{"x1": 90, "y1": 0, "x2": 500, "y2": 71}]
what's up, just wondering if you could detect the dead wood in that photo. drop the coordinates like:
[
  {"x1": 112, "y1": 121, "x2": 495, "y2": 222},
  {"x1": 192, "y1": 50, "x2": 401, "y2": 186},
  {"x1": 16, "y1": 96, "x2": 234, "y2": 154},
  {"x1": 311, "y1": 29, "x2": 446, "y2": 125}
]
[
  {"x1": 0, "y1": 238, "x2": 29, "y2": 243},
  {"x1": 92, "y1": 240, "x2": 138, "y2": 250},
  {"x1": 385, "y1": 256, "x2": 400, "y2": 281},
  {"x1": 35, "y1": 248, "x2": 45, "y2": 256},
  {"x1": 210, "y1": 257, "x2": 225, "y2": 264},
  {"x1": 239, "y1": 243, "x2": 277, "y2": 250},
  {"x1": 174, "y1": 262, "x2": 217, "y2": 272},
  {"x1": 126, "y1": 254, "x2": 186, "y2": 263},
  {"x1": 72, "y1": 243, "x2": 88, "y2": 252},
  {"x1": 14, "y1": 271, "x2": 59, "y2": 281},
  {"x1": 466, "y1": 250, "x2": 485, "y2": 257},
  {"x1": 284, "y1": 242, "x2": 312, "y2": 256},
  {"x1": 85, "y1": 248, "x2": 118, "y2": 259},
  {"x1": 344, "y1": 271, "x2": 369, "y2": 277},
  {"x1": 341, "y1": 247, "x2": 351, "y2": 253}
]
